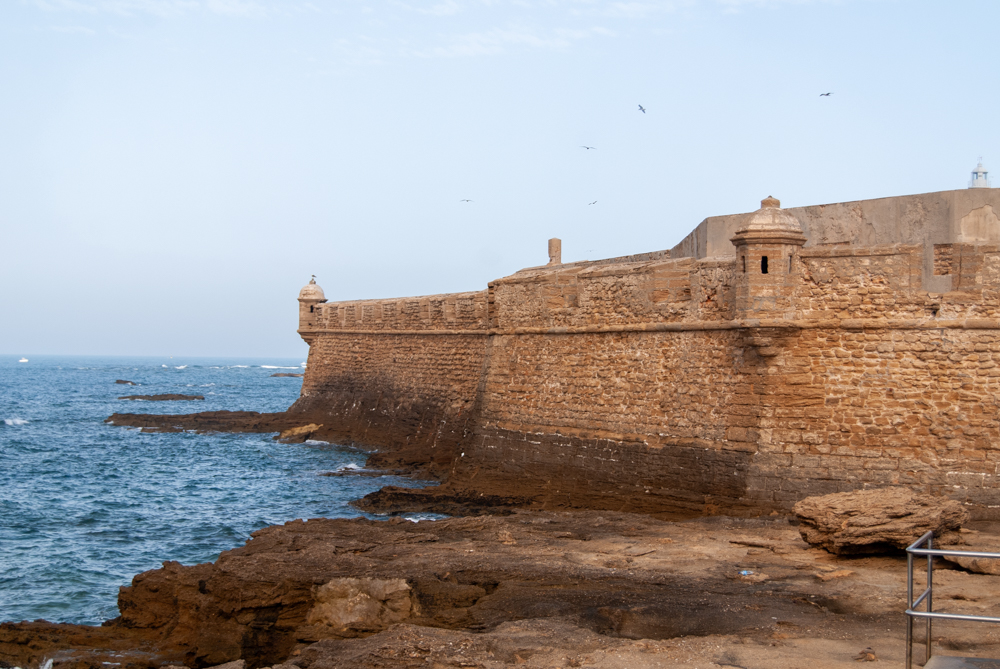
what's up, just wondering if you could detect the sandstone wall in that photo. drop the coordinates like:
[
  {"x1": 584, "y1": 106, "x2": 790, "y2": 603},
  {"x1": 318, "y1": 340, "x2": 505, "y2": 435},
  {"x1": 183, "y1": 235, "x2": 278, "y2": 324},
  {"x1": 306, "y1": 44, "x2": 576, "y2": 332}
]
[
  {"x1": 296, "y1": 239, "x2": 1000, "y2": 518},
  {"x1": 455, "y1": 244, "x2": 1000, "y2": 518},
  {"x1": 291, "y1": 291, "x2": 489, "y2": 474}
]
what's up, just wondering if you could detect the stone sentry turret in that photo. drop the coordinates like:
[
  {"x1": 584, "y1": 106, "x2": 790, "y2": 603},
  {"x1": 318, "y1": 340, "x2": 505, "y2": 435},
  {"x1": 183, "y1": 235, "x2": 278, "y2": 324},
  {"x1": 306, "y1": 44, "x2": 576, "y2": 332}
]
[
  {"x1": 730, "y1": 196, "x2": 806, "y2": 319},
  {"x1": 297, "y1": 276, "x2": 327, "y2": 344}
]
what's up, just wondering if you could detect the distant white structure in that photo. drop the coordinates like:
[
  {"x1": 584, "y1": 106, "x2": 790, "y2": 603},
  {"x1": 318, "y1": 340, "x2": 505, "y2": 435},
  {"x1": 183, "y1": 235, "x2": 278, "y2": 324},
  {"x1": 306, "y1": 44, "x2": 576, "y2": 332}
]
[{"x1": 970, "y1": 159, "x2": 991, "y2": 189}]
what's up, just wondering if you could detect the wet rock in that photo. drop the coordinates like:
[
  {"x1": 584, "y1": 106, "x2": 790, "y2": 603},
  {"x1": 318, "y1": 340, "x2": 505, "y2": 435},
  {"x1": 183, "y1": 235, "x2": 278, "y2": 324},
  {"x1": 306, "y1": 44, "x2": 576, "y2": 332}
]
[
  {"x1": 270, "y1": 373, "x2": 304, "y2": 378},
  {"x1": 115, "y1": 380, "x2": 137, "y2": 385},
  {"x1": 276, "y1": 424, "x2": 323, "y2": 444},
  {"x1": 793, "y1": 487, "x2": 967, "y2": 555},
  {"x1": 118, "y1": 394, "x2": 205, "y2": 401}
]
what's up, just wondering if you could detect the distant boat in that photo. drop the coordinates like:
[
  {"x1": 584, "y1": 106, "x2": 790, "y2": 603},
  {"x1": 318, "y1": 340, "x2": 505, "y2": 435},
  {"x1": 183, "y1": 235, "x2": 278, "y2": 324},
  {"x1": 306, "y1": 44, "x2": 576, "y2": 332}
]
[{"x1": 18, "y1": 358, "x2": 28, "y2": 363}]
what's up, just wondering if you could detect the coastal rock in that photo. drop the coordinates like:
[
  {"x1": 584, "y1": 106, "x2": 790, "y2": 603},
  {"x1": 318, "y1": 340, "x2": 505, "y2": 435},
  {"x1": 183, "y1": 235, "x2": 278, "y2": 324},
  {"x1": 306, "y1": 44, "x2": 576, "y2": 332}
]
[
  {"x1": 105, "y1": 410, "x2": 303, "y2": 434},
  {"x1": 270, "y1": 373, "x2": 304, "y2": 378},
  {"x1": 304, "y1": 578, "x2": 412, "y2": 633},
  {"x1": 10, "y1": 510, "x2": 1000, "y2": 669},
  {"x1": 793, "y1": 487, "x2": 967, "y2": 555},
  {"x1": 276, "y1": 424, "x2": 324, "y2": 444},
  {"x1": 118, "y1": 394, "x2": 205, "y2": 401},
  {"x1": 940, "y1": 530, "x2": 1000, "y2": 574},
  {"x1": 114, "y1": 379, "x2": 137, "y2": 385}
]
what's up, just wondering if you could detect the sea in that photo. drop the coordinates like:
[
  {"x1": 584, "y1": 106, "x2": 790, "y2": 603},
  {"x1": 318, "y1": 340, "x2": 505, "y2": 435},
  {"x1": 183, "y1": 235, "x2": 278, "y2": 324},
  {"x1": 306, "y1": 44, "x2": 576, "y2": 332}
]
[{"x1": 0, "y1": 355, "x2": 437, "y2": 626}]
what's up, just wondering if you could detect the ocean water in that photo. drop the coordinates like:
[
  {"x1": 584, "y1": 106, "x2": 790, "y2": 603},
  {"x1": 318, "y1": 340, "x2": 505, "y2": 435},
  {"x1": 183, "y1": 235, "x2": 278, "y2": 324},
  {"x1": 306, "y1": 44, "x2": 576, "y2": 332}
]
[{"x1": 0, "y1": 355, "x2": 436, "y2": 626}]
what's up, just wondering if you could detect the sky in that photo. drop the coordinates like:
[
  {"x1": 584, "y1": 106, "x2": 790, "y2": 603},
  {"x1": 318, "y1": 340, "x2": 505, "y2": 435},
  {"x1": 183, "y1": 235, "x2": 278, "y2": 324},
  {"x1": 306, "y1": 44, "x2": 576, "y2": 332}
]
[{"x1": 1, "y1": 0, "x2": 997, "y2": 358}]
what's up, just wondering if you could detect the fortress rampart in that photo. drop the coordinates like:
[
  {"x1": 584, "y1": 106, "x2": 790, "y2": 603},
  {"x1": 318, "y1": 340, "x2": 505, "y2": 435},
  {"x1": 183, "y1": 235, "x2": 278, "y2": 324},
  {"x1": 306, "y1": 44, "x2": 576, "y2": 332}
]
[{"x1": 294, "y1": 189, "x2": 1000, "y2": 517}]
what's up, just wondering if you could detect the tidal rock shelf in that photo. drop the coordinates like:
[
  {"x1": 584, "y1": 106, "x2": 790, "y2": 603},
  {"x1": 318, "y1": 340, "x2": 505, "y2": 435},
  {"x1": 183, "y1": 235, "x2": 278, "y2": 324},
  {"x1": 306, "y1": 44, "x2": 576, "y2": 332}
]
[
  {"x1": 117, "y1": 394, "x2": 205, "y2": 402},
  {"x1": 11, "y1": 510, "x2": 1000, "y2": 669}
]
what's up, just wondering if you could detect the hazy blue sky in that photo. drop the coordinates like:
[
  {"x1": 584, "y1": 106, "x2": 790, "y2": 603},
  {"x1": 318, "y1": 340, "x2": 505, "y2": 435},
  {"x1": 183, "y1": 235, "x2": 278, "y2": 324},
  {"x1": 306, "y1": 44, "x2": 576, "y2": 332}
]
[{"x1": 2, "y1": 0, "x2": 996, "y2": 358}]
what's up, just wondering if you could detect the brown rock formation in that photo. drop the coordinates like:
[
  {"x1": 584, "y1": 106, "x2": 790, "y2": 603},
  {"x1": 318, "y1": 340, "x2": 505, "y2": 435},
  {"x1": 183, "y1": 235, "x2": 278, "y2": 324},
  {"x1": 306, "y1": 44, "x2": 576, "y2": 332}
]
[
  {"x1": 117, "y1": 395, "x2": 205, "y2": 402},
  {"x1": 0, "y1": 510, "x2": 944, "y2": 669},
  {"x1": 105, "y1": 411, "x2": 295, "y2": 433},
  {"x1": 10, "y1": 511, "x2": 1000, "y2": 669},
  {"x1": 276, "y1": 424, "x2": 324, "y2": 444},
  {"x1": 793, "y1": 488, "x2": 968, "y2": 555}
]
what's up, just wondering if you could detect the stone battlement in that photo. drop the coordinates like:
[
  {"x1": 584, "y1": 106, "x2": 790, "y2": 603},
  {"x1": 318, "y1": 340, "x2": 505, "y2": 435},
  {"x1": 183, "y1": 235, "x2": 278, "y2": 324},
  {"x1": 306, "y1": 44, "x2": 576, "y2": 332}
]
[{"x1": 293, "y1": 189, "x2": 1000, "y2": 518}]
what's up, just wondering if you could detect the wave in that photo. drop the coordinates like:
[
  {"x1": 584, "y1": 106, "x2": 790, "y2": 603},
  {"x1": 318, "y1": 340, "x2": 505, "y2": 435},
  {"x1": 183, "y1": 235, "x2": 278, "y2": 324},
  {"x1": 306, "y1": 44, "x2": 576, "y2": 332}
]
[
  {"x1": 231, "y1": 365, "x2": 249, "y2": 368},
  {"x1": 304, "y1": 439, "x2": 331, "y2": 445},
  {"x1": 4, "y1": 418, "x2": 28, "y2": 426},
  {"x1": 301, "y1": 362, "x2": 307, "y2": 367},
  {"x1": 162, "y1": 364, "x2": 168, "y2": 368},
  {"x1": 261, "y1": 366, "x2": 299, "y2": 369},
  {"x1": 402, "y1": 513, "x2": 446, "y2": 523},
  {"x1": 175, "y1": 365, "x2": 187, "y2": 369}
]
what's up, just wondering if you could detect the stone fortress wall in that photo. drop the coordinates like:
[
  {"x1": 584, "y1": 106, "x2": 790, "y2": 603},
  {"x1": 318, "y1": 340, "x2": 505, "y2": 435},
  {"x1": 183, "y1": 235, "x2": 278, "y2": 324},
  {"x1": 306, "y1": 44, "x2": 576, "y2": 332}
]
[{"x1": 295, "y1": 188, "x2": 1000, "y2": 518}]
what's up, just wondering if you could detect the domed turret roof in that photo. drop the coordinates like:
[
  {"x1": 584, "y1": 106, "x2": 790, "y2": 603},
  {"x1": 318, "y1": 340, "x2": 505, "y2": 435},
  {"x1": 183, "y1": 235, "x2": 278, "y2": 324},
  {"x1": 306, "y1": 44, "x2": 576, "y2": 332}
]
[
  {"x1": 298, "y1": 276, "x2": 326, "y2": 301},
  {"x1": 737, "y1": 196, "x2": 804, "y2": 235},
  {"x1": 974, "y1": 161, "x2": 988, "y2": 174}
]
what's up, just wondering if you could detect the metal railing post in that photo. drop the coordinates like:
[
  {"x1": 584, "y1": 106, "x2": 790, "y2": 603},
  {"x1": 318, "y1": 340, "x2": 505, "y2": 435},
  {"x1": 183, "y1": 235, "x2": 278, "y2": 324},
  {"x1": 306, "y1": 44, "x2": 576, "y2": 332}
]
[
  {"x1": 906, "y1": 548, "x2": 914, "y2": 669},
  {"x1": 926, "y1": 532, "x2": 933, "y2": 666}
]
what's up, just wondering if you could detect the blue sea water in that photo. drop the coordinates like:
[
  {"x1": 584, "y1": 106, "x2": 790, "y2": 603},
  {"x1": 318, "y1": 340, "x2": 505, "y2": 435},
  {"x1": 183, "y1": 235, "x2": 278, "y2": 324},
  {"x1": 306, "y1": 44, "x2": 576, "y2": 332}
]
[{"x1": 0, "y1": 355, "x2": 436, "y2": 626}]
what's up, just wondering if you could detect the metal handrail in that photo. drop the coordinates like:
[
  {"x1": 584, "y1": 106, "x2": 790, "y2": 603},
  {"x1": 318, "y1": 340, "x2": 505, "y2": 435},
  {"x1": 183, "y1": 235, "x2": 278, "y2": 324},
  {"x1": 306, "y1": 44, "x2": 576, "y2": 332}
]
[{"x1": 906, "y1": 530, "x2": 1000, "y2": 668}]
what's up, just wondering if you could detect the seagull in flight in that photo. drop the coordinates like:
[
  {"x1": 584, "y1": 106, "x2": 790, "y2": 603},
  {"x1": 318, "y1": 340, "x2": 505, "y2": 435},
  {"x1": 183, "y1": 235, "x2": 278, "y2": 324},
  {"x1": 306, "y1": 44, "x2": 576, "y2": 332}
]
[
  {"x1": 819, "y1": 92, "x2": 832, "y2": 97},
  {"x1": 460, "y1": 199, "x2": 473, "y2": 202},
  {"x1": 588, "y1": 201, "x2": 597, "y2": 205},
  {"x1": 581, "y1": 145, "x2": 596, "y2": 150},
  {"x1": 638, "y1": 104, "x2": 646, "y2": 113}
]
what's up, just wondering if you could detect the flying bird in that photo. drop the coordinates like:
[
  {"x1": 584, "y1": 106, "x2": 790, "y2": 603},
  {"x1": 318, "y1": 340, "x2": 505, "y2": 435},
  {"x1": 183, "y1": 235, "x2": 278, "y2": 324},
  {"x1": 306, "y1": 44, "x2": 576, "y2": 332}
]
[
  {"x1": 638, "y1": 104, "x2": 646, "y2": 113},
  {"x1": 588, "y1": 201, "x2": 597, "y2": 205},
  {"x1": 820, "y1": 92, "x2": 832, "y2": 97},
  {"x1": 581, "y1": 146, "x2": 596, "y2": 150},
  {"x1": 460, "y1": 199, "x2": 473, "y2": 202}
]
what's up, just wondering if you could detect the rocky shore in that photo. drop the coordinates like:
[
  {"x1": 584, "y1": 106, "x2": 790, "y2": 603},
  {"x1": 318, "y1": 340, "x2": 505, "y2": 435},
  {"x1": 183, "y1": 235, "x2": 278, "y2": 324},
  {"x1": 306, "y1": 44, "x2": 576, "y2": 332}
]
[
  {"x1": 11, "y1": 509, "x2": 1000, "y2": 669},
  {"x1": 4, "y1": 412, "x2": 1000, "y2": 669}
]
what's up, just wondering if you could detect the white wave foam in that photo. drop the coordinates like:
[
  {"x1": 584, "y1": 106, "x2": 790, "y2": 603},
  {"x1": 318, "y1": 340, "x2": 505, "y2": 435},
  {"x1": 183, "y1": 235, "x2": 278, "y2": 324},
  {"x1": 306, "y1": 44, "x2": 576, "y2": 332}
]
[
  {"x1": 162, "y1": 364, "x2": 168, "y2": 368},
  {"x1": 301, "y1": 362, "x2": 307, "y2": 367},
  {"x1": 231, "y1": 365, "x2": 249, "y2": 368},
  {"x1": 304, "y1": 439, "x2": 331, "y2": 445},
  {"x1": 338, "y1": 463, "x2": 363, "y2": 470},
  {"x1": 201, "y1": 383, "x2": 215, "y2": 387},
  {"x1": 4, "y1": 418, "x2": 28, "y2": 426},
  {"x1": 175, "y1": 365, "x2": 187, "y2": 369},
  {"x1": 261, "y1": 365, "x2": 299, "y2": 369}
]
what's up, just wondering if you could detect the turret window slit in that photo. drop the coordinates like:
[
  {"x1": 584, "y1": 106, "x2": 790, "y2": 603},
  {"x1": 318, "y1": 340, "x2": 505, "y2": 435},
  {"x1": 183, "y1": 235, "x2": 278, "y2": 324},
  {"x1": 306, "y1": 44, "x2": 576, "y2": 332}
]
[{"x1": 761, "y1": 256, "x2": 768, "y2": 274}]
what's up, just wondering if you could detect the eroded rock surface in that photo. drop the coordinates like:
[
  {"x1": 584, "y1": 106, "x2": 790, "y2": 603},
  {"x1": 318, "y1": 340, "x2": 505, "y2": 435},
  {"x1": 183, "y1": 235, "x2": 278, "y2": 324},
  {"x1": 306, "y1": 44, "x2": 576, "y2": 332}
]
[
  {"x1": 10, "y1": 510, "x2": 999, "y2": 669},
  {"x1": 276, "y1": 425, "x2": 324, "y2": 444},
  {"x1": 793, "y1": 487, "x2": 968, "y2": 555}
]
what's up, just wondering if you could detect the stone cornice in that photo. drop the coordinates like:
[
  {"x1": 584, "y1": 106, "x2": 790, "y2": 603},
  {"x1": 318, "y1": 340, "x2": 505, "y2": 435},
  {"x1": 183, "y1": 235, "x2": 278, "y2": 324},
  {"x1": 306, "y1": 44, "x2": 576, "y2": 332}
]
[{"x1": 299, "y1": 317, "x2": 1000, "y2": 338}]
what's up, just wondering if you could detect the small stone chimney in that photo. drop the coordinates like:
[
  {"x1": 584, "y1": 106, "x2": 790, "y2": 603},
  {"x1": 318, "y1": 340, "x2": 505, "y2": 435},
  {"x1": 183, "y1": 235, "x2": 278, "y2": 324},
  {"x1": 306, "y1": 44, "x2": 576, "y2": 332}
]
[
  {"x1": 548, "y1": 238, "x2": 562, "y2": 265},
  {"x1": 731, "y1": 196, "x2": 806, "y2": 319}
]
